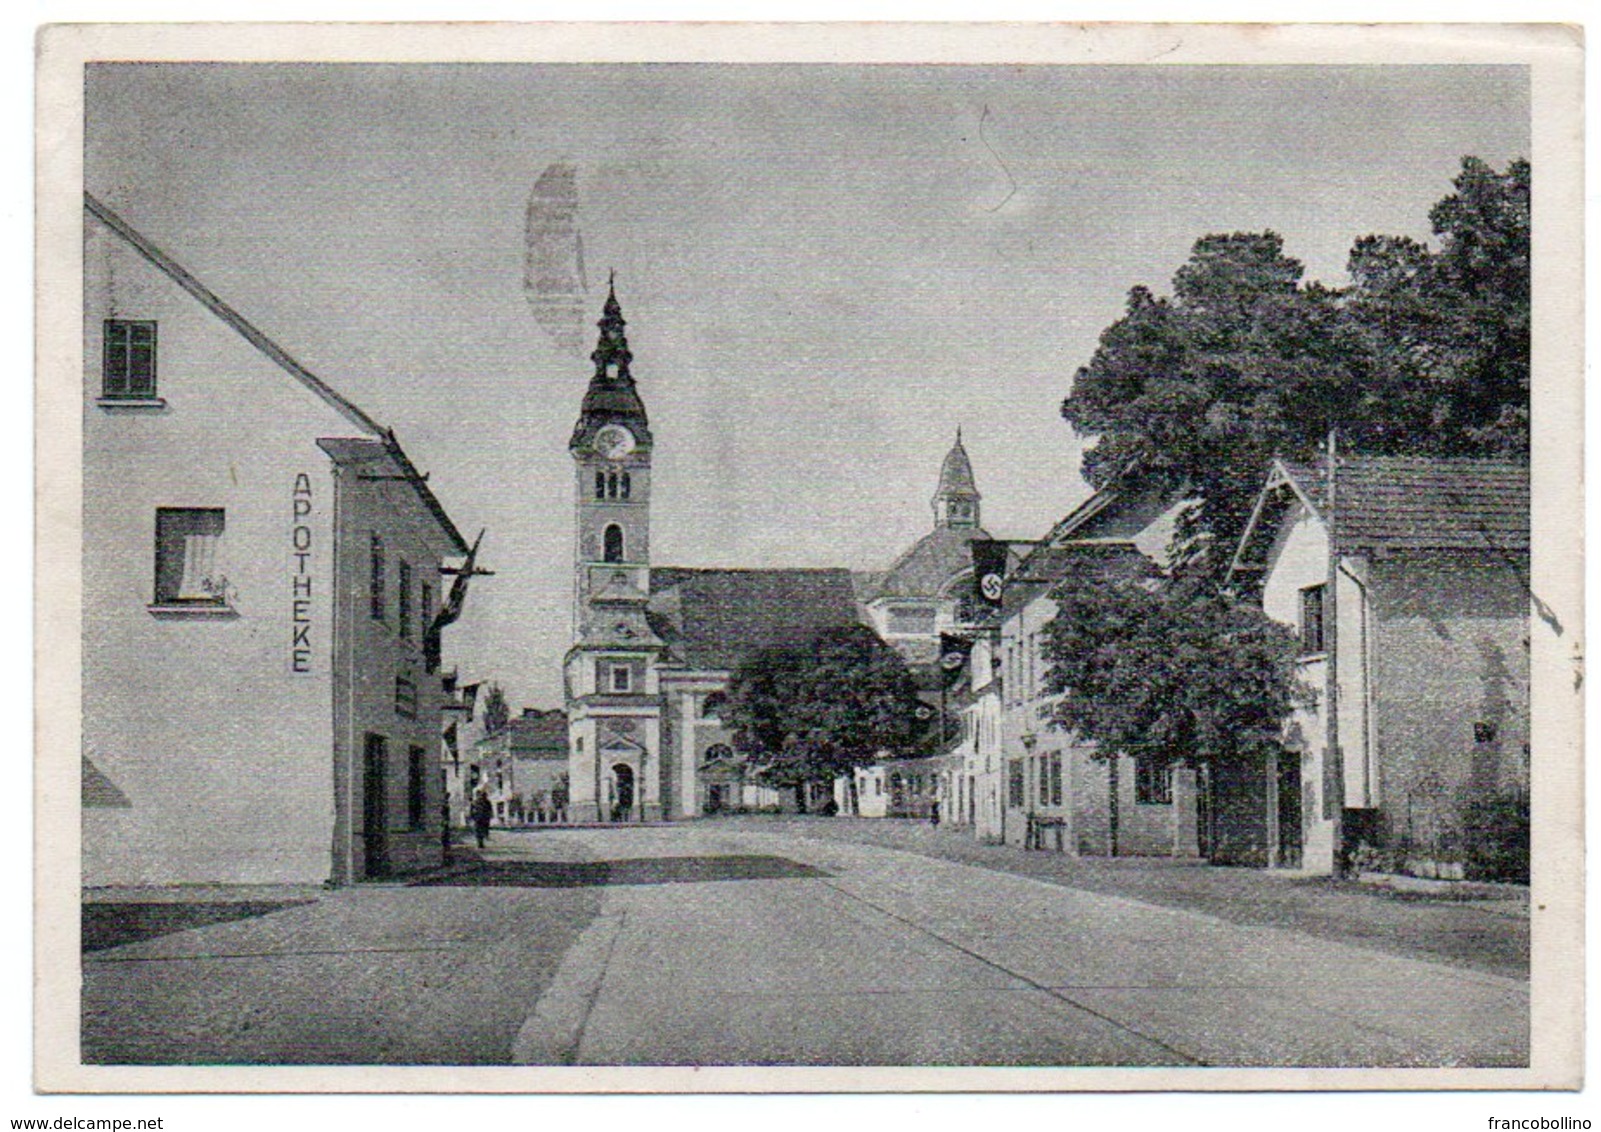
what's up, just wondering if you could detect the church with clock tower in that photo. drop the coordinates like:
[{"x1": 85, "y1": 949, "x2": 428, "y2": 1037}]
[{"x1": 563, "y1": 281, "x2": 1001, "y2": 822}]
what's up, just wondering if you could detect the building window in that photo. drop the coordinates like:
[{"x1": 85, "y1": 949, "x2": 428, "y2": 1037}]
[
  {"x1": 1299, "y1": 584, "x2": 1326, "y2": 654},
  {"x1": 603, "y1": 524, "x2": 624, "y2": 563},
  {"x1": 153, "y1": 508, "x2": 227, "y2": 605},
  {"x1": 620, "y1": 471, "x2": 632, "y2": 499},
  {"x1": 398, "y1": 560, "x2": 413, "y2": 640},
  {"x1": 1135, "y1": 759, "x2": 1173, "y2": 805},
  {"x1": 701, "y1": 691, "x2": 727, "y2": 719},
  {"x1": 1049, "y1": 753, "x2": 1063, "y2": 807},
  {"x1": 609, "y1": 663, "x2": 632, "y2": 693},
  {"x1": 407, "y1": 746, "x2": 427, "y2": 829},
  {"x1": 395, "y1": 674, "x2": 417, "y2": 718},
  {"x1": 594, "y1": 471, "x2": 606, "y2": 499},
  {"x1": 102, "y1": 319, "x2": 157, "y2": 399},
  {"x1": 370, "y1": 533, "x2": 386, "y2": 621},
  {"x1": 1008, "y1": 759, "x2": 1025, "y2": 808},
  {"x1": 1037, "y1": 756, "x2": 1049, "y2": 805},
  {"x1": 704, "y1": 743, "x2": 733, "y2": 763}
]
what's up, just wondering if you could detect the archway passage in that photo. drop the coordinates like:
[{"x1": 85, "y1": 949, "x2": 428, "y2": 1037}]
[{"x1": 612, "y1": 762, "x2": 636, "y2": 820}]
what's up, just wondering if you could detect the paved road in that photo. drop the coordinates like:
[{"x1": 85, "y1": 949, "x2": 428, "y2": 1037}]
[
  {"x1": 82, "y1": 823, "x2": 1528, "y2": 1067},
  {"x1": 506, "y1": 824, "x2": 1525, "y2": 1067}
]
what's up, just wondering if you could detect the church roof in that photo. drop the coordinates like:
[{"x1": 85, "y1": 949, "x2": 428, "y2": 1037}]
[
  {"x1": 648, "y1": 567, "x2": 862, "y2": 671},
  {"x1": 935, "y1": 430, "x2": 980, "y2": 500},
  {"x1": 864, "y1": 525, "x2": 994, "y2": 601}
]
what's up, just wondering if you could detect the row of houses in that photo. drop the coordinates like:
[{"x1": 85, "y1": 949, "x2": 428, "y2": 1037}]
[{"x1": 862, "y1": 452, "x2": 1530, "y2": 879}]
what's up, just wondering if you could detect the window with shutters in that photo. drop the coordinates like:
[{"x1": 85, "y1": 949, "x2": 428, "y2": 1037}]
[{"x1": 102, "y1": 320, "x2": 158, "y2": 399}]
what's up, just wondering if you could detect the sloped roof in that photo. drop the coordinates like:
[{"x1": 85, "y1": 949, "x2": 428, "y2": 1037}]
[
  {"x1": 866, "y1": 525, "x2": 995, "y2": 601},
  {"x1": 88, "y1": 192, "x2": 471, "y2": 556},
  {"x1": 85, "y1": 193, "x2": 383, "y2": 437},
  {"x1": 1277, "y1": 456, "x2": 1528, "y2": 553},
  {"x1": 649, "y1": 567, "x2": 862, "y2": 671},
  {"x1": 508, "y1": 710, "x2": 567, "y2": 759},
  {"x1": 316, "y1": 437, "x2": 470, "y2": 554},
  {"x1": 1000, "y1": 541, "x2": 1151, "y2": 615}
]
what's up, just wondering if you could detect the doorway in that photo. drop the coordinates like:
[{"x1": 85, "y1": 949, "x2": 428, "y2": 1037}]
[
  {"x1": 362, "y1": 733, "x2": 389, "y2": 879},
  {"x1": 612, "y1": 762, "x2": 635, "y2": 821}
]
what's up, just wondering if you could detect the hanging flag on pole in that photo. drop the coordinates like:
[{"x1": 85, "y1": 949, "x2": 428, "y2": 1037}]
[
  {"x1": 938, "y1": 633, "x2": 974, "y2": 688},
  {"x1": 971, "y1": 539, "x2": 1009, "y2": 609},
  {"x1": 425, "y1": 529, "x2": 485, "y2": 673}
]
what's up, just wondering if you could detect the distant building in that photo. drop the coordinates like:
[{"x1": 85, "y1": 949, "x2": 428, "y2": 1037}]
[
  {"x1": 1229, "y1": 455, "x2": 1530, "y2": 876},
  {"x1": 856, "y1": 431, "x2": 992, "y2": 671},
  {"x1": 81, "y1": 194, "x2": 478, "y2": 886},
  {"x1": 473, "y1": 708, "x2": 569, "y2": 824},
  {"x1": 563, "y1": 283, "x2": 862, "y2": 821},
  {"x1": 995, "y1": 475, "x2": 1197, "y2": 855}
]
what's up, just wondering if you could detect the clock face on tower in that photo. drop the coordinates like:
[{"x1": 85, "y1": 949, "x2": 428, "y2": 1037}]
[{"x1": 593, "y1": 424, "x2": 637, "y2": 460}]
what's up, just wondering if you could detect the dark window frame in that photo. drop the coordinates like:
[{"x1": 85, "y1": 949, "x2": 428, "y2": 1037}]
[
  {"x1": 102, "y1": 319, "x2": 158, "y2": 399},
  {"x1": 407, "y1": 745, "x2": 427, "y2": 830},
  {"x1": 1135, "y1": 759, "x2": 1173, "y2": 806},
  {"x1": 398, "y1": 559, "x2": 413, "y2": 640},
  {"x1": 370, "y1": 534, "x2": 386, "y2": 622},
  {"x1": 153, "y1": 507, "x2": 227, "y2": 606},
  {"x1": 1299, "y1": 584, "x2": 1326, "y2": 655}
]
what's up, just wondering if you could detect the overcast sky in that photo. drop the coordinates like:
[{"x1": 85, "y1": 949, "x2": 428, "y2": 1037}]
[{"x1": 85, "y1": 63, "x2": 1529, "y2": 708}]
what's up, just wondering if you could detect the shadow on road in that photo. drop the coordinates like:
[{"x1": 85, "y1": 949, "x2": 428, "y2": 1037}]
[
  {"x1": 83, "y1": 900, "x2": 316, "y2": 953},
  {"x1": 412, "y1": 854, "x2": 830, "y2": 889}
]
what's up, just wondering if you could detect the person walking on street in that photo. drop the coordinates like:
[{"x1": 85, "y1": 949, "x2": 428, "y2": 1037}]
[{"x1": 471, "y1": 788, "x2": 493, "y2": 850}]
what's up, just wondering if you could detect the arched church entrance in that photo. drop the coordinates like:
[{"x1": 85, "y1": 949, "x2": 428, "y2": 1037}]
[{"x1": 611, "y1": 762, "x2": 636, "y2": 821}]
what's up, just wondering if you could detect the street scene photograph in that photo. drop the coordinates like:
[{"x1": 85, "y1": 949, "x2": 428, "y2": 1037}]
[{"x1": 38, "y1": 23, "x2": 1583, "y2": 1095}]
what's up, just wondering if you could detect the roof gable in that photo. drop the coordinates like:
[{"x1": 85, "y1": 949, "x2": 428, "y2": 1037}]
[
  {"x1": 1232, "y1": 455, "x2": 1529, "y2": 573},
  {"x1": 86, "y1": 193, "x2": 383, "y2": 437}
]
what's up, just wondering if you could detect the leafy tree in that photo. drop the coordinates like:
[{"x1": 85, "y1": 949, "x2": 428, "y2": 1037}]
[
  {"x1": 1039, "y1": 566, "x2": 1307, "y2": 851},
  {"x1": 725, "y1": 624, "x2": 925, "y2": 810},
  {"x1": 1343, "y1": 157, "x2": 1530, "y2": 456},
  {"x1": 1062, "y1": 157, "x2": 1530, "y2": 577},
  {"x1": 481, "y1": 683, "x2": 510, "y2": 736}
]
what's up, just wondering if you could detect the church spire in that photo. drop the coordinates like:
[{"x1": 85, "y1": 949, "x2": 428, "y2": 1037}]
[
  {"x1": 933, "y1": 428, "x2": 981, "y2": 528},
  {"x1": 570, "y1": 274, "x2": 652, "y2": 451},
  {"x1": 589, "y1": 271, "x2": 634, "y2": 383}
]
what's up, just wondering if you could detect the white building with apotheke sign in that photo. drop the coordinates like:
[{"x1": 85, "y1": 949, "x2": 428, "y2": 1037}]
[{"x1": 82, "y1": 193, "x2": 479, "y2": 886}]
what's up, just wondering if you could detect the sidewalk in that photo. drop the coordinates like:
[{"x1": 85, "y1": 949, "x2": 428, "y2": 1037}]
[{"x1": 717, "y1": 815, "x2": 1530, "y2": 981}]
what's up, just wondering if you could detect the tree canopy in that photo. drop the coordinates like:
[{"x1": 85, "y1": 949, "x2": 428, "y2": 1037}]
[
  {"x1": 481, "y1": 683, "x2": 509, "y2": 736},
  {"x1": 724, "y1": 624, "x2": 926, "y2": 791},
  {"x1": 1039, "y1": 568, "x2": 1306, "y2": 774},
  {"x1": 1061, "y1": 156, "x2": 1530, "y2": 574}
]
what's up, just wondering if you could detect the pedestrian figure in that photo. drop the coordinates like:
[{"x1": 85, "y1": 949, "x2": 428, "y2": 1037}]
[
  {"x1": 929, "y1": 798, "x2": 941, "y2": 827},
  {"x1": 471, "y1": 788, "x2": 493, "y2": 849}
]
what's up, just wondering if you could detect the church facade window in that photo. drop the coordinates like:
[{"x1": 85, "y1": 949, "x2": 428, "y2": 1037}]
[
  {"x1": 603, "y1": 524, "x2": 624, "y2": 563},
  {"x1": 594, "y1": 471, "x2": 606, "y2": 499}
]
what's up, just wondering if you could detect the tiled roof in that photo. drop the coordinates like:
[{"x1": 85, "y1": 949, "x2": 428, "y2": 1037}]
[
  {"x1": 649, "y1": 567, "x2": 862, "y2": 671},
  {"x1": 507, "y1": 710, "x2": 567, "y2": 759},
  {"x1": 1282, "y1": 456, "x2": 1528, "y2": 553}
]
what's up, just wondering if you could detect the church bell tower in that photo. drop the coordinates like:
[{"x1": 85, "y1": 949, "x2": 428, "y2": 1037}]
[{"x1": 564, "y1": 277, "x2": 664, "y2": 822}]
